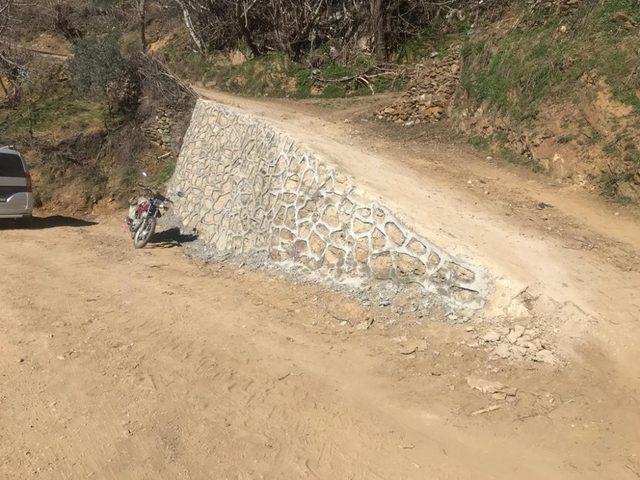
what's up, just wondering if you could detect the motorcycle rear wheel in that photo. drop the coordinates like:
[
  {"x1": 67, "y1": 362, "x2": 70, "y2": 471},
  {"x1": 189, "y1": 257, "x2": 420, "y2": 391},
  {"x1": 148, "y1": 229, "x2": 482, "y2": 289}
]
[{"x1": 133, "y1": 218, "x2": 156, "y2": 249}]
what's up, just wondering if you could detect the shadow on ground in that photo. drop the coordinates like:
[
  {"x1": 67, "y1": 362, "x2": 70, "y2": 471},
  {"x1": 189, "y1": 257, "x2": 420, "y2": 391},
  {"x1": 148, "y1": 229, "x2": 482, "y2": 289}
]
[
  {"x1": 0, "y1": 216, "x2": 98, "y2": 230},
  {"x1": 148, "y1": 227, "x2": 198, "y2": 248}
]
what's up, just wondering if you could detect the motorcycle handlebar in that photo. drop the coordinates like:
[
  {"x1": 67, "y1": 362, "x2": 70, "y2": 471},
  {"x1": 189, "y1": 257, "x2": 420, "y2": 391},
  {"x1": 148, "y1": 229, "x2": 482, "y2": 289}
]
[{"x1": 135, "y1": 185, "x2": 174, "y2": 204}]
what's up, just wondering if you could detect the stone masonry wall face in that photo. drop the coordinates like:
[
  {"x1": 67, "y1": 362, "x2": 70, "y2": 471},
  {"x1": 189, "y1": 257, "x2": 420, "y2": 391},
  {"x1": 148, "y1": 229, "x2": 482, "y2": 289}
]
[{"x1": 170, "y1": 100, "x2": 490, "y2": 309}]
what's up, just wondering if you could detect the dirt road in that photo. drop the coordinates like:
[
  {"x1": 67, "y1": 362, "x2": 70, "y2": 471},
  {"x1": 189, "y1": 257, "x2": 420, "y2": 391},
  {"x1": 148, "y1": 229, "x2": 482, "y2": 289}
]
[
  {"x1": 2, "y1": 88, "x2": 639, "y2": 479},
  {"x1": 1, "y1": 215, "x2": 639, "y2": 479}
]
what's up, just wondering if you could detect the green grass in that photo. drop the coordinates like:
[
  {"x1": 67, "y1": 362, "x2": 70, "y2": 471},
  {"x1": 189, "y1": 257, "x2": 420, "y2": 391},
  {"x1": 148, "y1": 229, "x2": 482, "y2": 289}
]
[
  {"x1": 498, "y1": 147, "x2": 545, "y2": 172},
  {"x1": 465, "y1": 133, "x2": 544, "y2": 172},
  {"x1": 397, "y1": 18, "x2": 471, "y2": 64},
  {"x1": 600, "y1": 135, "x2": 640, "y2": 200},
  {"x1": 600, "y1": 171, "x2": 636, "y2": 204},
  {"x1": 461, "y1": 0, "x2": 640, "y2": 119},
  {"x1": 153, "y1": 158, "x2": 176, "y2": 188},
  {"x1": 461, "y1": 19, "x2": 575, "y2": 120},
  {"x1": 467, "y1": 134, "x2": 491, "y2": 150},
  {"x1": 0, "y1": 95, "x2": 106, "y2": 139},
  {"x1": 603, "y1": 139, "x2": 640, "y2": 165},
  {"x1": 208, "y1": 54, "x2": 399, "y2": 98},
  {"x1": 161, "y1": 36, "x2": 401, "y2": 99},
  {"x1": 397, "y1": 30, "x2": 439, "y2": 62},
  {"x1": 459, "y1": 0, "x2": 640, "y2": 201}
]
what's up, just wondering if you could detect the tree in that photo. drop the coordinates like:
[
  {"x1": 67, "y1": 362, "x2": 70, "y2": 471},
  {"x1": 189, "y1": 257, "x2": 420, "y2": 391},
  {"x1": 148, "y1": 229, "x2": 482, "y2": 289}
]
[
  {"x1": 164, "y1": 0, "x2": 475, "y2": 62},
  {"x1": 52, "y1": 1, "x2": 84, "y2": 41},
  {"x1": 172, "y1": 0, "x2": 206, "y2": 52},
  {"x1": 370, "y1": 0, "x2": 389, "y2": 63},
  {"x1": 236, "y1": 0, "x2": 260, "y2": 57},
  {"x1": 0, "y1": 0, "x2": 25, "y2": 107},
  {"x1": 138, "y1": 0, "x2": 148, "y2": 52},
  {"x1": 0, "y1": 0, "x2": 11, "y2": 38}
]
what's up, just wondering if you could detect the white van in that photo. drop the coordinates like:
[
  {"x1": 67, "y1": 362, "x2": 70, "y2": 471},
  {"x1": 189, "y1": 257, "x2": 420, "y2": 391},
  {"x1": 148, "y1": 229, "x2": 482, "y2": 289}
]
[{"x1": 0, "y1": 146, "x2": 34, "y2": 221}]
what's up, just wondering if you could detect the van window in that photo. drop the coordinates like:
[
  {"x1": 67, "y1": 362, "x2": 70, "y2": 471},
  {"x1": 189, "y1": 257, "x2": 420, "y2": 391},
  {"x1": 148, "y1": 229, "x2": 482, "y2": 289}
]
[{"x1": 0, "y1": 153, "x2": 25, "y2": 177}]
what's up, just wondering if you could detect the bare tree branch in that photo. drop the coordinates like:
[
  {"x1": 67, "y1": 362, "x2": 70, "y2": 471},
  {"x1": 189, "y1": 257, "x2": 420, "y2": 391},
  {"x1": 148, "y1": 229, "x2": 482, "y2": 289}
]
[{"x1": 0, "y1": 0, "x2": 12, "y2": 37}]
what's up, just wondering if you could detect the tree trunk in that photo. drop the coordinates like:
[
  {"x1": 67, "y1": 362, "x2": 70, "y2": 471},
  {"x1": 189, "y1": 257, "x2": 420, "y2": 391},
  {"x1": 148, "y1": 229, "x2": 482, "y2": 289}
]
[
  {"x1": 174, "y1": 0, "x2": 205, "y2": 52},
  {"x1": 0, "y1": 0, "x2": 13, "y2": 38},
  {"x1": 236, "y1": 1, "x2": 260, "y2": 57},
  {"x1": 138, "y1": 0, "x2": 147, "y2": 52},
  {"x1": 370, "y1": 0, "x2": 388, "y2": 63}
]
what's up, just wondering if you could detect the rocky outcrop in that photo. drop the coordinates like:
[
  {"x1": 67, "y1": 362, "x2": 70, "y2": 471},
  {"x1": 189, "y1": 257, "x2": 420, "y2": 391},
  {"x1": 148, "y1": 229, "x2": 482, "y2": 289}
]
[{"x1": 169, "y1": 100, "x2": 491, "y2": 310}]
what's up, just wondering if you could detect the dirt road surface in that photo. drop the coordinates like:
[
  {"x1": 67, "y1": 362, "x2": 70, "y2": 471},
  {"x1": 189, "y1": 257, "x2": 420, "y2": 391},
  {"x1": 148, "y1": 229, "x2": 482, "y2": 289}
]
[
  {"x1": 0, "y1": 214, "x2": 638, "y2": 479},
  {"x1": 2, "y1": 90, "x2": 640, "y2": 479}
]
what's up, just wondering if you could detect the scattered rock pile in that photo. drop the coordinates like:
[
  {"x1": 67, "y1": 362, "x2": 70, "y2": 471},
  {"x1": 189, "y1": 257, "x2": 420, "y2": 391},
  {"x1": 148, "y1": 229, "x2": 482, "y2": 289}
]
[
  {"x1": 477, "y1": 325, "x2": 557, "y2": 364},
  {"x1": 376, "y1": 45, "x2": 462, "y2": 125}
]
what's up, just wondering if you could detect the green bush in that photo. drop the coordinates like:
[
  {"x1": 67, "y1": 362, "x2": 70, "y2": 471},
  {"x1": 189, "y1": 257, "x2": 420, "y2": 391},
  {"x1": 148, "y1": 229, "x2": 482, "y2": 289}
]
[
  {"x1": 70, "y1": 34, "x2": 129, "y2": 96},
  {"x1": 70, "y1": 34, "x2": 141, "y2": 114}
]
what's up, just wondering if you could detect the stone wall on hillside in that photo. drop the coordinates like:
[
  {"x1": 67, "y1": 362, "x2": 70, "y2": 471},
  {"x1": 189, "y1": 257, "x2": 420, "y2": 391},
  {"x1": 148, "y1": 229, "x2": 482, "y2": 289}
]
[{"x1": 169, "y1": 100, "x2": 491, "y2": 310}]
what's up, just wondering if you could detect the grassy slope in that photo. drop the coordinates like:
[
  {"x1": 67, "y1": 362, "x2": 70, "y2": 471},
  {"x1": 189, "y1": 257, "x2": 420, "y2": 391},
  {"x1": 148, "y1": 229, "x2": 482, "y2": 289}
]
[
  {"x1": 0, "y1": 89, "x2": 106, "y2": 140},
  {"x1": 0, "y1": 79, "x2": 170, "y2": 210},
  {"x1": 461, "y1": 0, "x2": 640, "y2": 119},
  {"x1": 5, "y1": 3, "x2": 639, "y2": 208},
  {"x1": 459, "y1": 0, "x2": 640, "y2": 200}
]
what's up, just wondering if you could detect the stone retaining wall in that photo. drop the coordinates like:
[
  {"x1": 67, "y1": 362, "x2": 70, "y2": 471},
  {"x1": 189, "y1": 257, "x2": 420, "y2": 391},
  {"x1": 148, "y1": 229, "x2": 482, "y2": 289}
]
[{"x1": 169, "y1": 100, "x2": 491, "y2": 310}]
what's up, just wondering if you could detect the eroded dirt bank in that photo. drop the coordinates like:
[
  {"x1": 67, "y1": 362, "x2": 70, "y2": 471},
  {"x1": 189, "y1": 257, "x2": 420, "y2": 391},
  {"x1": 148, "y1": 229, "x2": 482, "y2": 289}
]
[{"x1": 0, "y1": 216, "x2": 639, "y2": 479}]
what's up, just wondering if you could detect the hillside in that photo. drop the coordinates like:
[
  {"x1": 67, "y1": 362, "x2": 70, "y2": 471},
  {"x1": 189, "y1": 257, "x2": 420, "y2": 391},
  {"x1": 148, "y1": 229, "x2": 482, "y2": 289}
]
[
  {"x1": 0, "y1": 2, "x2": 195, "y2": 212},
  {"x1": 379, "y1": 0, "x2": 640, "y2": 204},
  {"x1": 457, "y1": 0, "x2": 640, "y2": 203},
  {"x1": 1, "y1": 0, "x2": 639, "y2": 209}
]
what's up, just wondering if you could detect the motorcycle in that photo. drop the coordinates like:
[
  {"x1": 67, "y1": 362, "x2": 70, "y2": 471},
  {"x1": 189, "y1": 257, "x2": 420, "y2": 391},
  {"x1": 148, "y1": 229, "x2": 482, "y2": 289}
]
[{"x1": 126, "y1": 172, "x2": 178, "y2": 249}]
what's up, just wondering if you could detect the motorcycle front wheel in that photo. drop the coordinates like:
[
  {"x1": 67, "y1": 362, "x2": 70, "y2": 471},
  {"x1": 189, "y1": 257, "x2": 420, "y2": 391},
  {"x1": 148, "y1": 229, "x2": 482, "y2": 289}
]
[{"x1": 133, "y1": 217, "x2": 156, "y2": 249}]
